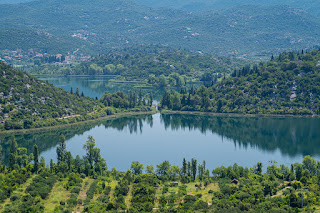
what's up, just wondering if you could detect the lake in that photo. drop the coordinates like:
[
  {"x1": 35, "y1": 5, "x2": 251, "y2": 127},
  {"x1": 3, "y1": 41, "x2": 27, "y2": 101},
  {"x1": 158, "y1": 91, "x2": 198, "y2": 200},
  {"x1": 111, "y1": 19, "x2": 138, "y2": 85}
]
[
  {"x1": 37, "y1": 75, "x2": 199, "y2": 102},
  {"x1": 1, "y1": 113, "x2": 320, "y2": 172}
]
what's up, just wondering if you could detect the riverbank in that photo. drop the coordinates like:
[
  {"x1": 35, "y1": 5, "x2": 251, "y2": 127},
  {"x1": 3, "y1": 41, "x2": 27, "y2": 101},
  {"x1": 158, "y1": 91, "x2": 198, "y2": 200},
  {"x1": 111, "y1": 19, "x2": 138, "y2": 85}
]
[
  {"x1": 160, "y1": 110, "x2": 320, "y2": 118},
  {"x1": 0, "y1": 110, "x2": 158, "y2": 136}
]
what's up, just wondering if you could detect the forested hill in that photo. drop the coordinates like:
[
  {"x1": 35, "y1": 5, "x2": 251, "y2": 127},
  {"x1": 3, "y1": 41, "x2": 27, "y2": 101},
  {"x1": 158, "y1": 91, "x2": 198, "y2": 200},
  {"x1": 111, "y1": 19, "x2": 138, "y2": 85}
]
[
  {"x1": 161, "y1": 49, "x2": 320, "y2": 115},
  {"x1": 135, "y1": 0, "x2": 320, "y2": 16},
  {"x1": 0, "y1": 62, "x2": 99, "y2": 130},
  {"x1": 1, "y1": 0, "x2": 320, "y2": 57},
  {"x1": 29, "y1": 49, "x2": 245, "y2": 88}
]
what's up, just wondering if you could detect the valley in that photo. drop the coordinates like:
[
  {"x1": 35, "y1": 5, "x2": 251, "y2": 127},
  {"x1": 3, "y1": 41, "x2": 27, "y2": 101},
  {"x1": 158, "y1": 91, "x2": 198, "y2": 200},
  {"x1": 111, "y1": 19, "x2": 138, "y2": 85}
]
[{"x1": 1, "y1": 0, "x2": 320, "y2": 212}]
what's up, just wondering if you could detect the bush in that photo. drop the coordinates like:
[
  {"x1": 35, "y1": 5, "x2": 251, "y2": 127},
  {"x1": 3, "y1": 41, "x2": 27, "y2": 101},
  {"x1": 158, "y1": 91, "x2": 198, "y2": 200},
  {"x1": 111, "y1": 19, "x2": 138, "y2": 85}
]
[
  {"x1": 71, "y1": 186, "x2": 81, "y2": 194},
  {"x1": 10, "y1": 194, "x2": 19, "y2": 201}
]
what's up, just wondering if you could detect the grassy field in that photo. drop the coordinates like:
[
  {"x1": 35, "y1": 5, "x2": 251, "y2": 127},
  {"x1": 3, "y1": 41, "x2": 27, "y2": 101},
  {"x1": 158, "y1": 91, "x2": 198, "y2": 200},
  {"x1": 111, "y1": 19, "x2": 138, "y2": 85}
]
[{"x1": 43, "y1": 179, "x2": 70, "y2": 212}]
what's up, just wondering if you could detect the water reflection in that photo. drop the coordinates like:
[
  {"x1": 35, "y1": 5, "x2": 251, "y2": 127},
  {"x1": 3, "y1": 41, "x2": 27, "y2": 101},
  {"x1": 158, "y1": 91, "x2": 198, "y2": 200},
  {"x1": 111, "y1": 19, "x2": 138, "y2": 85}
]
[
  {"x1": 160, "y1": 114, "x2": 320, "y2": 157},
  {"x1": 1, "y1": 113, "x2": 319, "y2": 170},
  {"x1": 38, "y1": 76, "x2": 166, "y2": 101}
]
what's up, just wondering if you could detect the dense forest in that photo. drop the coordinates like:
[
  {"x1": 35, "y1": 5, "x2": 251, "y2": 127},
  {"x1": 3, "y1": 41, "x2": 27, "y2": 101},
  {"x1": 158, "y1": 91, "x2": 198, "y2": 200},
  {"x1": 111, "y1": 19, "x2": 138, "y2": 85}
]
[
  {"x1": 0, "y1": 62, "x2": 154, "y2": 131},
  {"x1": 0, "y1": 135, "x2": 320, "y2": 212},
  {"x1": 1, "y1": 0, "x2": 320, "y2": 57},
  {"x1": 135, "y1": 0, "x2": 320, "y2": 16},
  {"x1": 28, "y1": 49, "x2": 245, "y2": 88},
  {"x1": 160, "y1": 49, "x2": 320, "y2": 115}
]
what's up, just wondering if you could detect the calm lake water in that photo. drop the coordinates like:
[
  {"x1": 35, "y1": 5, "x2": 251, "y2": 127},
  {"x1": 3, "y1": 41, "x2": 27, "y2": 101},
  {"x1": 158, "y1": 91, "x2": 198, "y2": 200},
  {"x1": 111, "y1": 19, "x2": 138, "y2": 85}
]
[
  {"x1": 1, "y1": 113, "x2": 320, "y2": 172},
  {"x1": 37, "y1": 75, "x2": 197, "y2": 102}
]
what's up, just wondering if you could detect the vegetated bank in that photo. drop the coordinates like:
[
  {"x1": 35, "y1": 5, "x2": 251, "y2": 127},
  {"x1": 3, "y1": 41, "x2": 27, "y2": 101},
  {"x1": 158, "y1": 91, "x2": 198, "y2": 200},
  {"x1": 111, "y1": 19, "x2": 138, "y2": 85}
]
[
  {"x1": 160, "y1": 49, "x2": 320, "y2": 116},
  {"x1": 27, "y1": 47, "x2": 246, "y2": 88},
  {"x1": 1, "y1": 135, "x2": 320, "y2": 212},
  {"x1": 0, "y1": 62, "x2": 155, "y2": 132}
]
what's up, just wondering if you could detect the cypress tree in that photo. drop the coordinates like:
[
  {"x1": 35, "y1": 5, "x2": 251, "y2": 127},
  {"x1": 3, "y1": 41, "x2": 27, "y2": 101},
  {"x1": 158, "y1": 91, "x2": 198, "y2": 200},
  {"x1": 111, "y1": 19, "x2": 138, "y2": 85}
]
[
  {"x1": 191, "y1": 158, "x2": 197, "y2": 181},
  {"x1": 50, "y1": 159, "x2": 54, "y2": 173},
  {"x1": 182, "y1": 158, "x2": 187, "y2": 176},
  {"x1": 57, "y1": 135, "x2": 66, "y2": 164},
  {"x1": 9, "y1": 136, "x2": 17, "y2": 170},
  {"x1": 75, "y1": 87, "x2": 80, "y2": 96},
  {"x1": 33, "y1": 145, "x2": 39, "y2": 173}
]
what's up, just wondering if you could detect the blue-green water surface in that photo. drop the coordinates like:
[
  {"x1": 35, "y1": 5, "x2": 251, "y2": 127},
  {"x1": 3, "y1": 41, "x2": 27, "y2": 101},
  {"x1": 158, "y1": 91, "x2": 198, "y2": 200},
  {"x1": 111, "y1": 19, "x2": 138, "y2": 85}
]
[{"x1": 1, "y1": 113, "x2": 319, "y2": 172}]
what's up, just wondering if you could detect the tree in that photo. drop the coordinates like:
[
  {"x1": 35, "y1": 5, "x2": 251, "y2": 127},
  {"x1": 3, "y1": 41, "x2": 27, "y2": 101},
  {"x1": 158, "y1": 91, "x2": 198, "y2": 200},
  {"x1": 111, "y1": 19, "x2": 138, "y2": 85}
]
[
  {"x1": 191, "y1": 158, "x2": 197, "y2": 181},
  {"x1": 146, "y1": 165, "x2": 155, "y2": 174},
  {"x1": 83, "y1": 136, "x2": 102, "y2": 169},
  {"x1": 256, "y1": 162, "x2": 263, "y2": 175},
  {"x1": 202, "y1": 160, "x2": 206, "y2": 171},
  {"x1": 74, "y1": 155, "x2": 82, "y2": 174},
  {"x1": 50, "y1": 159, "x2": 54, "y2": 173},
  {"x1": 57, "y1": 135, "x2": 66, "y2": 164},
  {"x1": 187, "y1": 161, "x2": 191, "y2": 177},
  {"x1": 302, "y1": 155, "x2": 317, "y2": 175},
  {"x1": 168, "y1": 165, "x2": 181, "y2": 180},
  {"x1": 156, "y1": 161, "x2": 170, "y2": 176},
  {"x1": 70, "y1": 87, "x2": 73, "y2": 94},
  {"x1": 131, "y1": 161, "x2": 144, "y2": 175},
  {"x1": 9, "y1": 136, "x2": 17, "y2": 170},
  {"x1": 65, "y1": 151, "x2": 73, "y2": 171},
  {"x1": 0, "y1": 145, "x2": 2, "y2": 165},
  {"x1": 40, "y1": 156, "x2": 45, "y2": 168},
  {"x1": 182, "y1": 158, "x2": 187, "y2": 176},
  {"x1": 33, "y1": 145, "x2": 39, "y2": 173},
  {"x1": 149, "y1": 92, "x2": 153, "y2": 107},
  {"x1": 75, "y1": 87, "x2": 80, "y2": 96}
]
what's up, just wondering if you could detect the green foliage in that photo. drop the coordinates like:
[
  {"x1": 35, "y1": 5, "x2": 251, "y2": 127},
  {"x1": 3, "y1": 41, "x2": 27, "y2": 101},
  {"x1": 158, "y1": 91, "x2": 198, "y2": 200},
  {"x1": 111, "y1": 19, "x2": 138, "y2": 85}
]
[
  {"x1": 84, "y1": 180, "x2": 98, "y2": 205},
  {"x1": 1, "y1": 0, "x2": 320, "y2": 57},
  {"x1": 26, "y1": 170, "x2": 57, "y2": 199},
  {"x1": 0, "y1": 62, "x2": 100, "y2": 129},
  {"x1": 161, "y1": 49, "x2": 320, "y2": 115},
  {"x1": 28, "y1": 49, "x2": 243, "y2": 87}
]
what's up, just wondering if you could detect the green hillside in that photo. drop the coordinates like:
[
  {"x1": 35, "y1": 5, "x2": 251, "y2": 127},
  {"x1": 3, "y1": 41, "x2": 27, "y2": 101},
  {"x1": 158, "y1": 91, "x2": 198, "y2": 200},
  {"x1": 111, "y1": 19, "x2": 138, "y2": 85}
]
[
  {"x1": 161, "y1": 49, "x2": 320, "y2": 115},
  {"x1": 0, "y1": 0, "x2": 320, "y2": 57},
  {"x1": 0, "y1": 28, "x2": 88, "y2": 54},
  {"x1": 0, "y1": 62, "x2": 102, "y2": 130},
  {"x1": 135, "y1": 0, "x2": 320, "y2": 16},
  {"x1": 0, "y1": 62, "x2": 155, "y2": 131},
  {"x1": 28, "y1": 48, "x2": 246, "y2": 88}
]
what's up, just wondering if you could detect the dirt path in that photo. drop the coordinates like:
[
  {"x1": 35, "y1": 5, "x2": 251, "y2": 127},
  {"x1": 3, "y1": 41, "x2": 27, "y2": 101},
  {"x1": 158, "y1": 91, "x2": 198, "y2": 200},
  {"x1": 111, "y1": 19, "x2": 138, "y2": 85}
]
[
  {"x1": 125, "y1": 185, "x2": 133, "y2": 209},
  {"x1": 154, "y1": 185, "x2": 162, "y2": 208},
  {"x1": 75, "y1": 179, "x2": 94, "y2": 213}
]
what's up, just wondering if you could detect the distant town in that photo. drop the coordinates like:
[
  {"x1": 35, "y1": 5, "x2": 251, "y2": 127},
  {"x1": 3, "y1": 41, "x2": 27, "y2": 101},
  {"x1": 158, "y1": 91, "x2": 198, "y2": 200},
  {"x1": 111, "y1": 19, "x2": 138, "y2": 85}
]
[{"x1": 0, "y1": 49, "x2": 91, "y2": 65}]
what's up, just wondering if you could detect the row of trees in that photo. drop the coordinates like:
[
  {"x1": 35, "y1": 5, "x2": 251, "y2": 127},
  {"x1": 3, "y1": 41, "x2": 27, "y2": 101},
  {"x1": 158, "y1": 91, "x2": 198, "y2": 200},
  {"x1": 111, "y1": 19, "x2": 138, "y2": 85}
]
[{"x1": 101, "y1": 89, "x2": 153, "y2": 108}]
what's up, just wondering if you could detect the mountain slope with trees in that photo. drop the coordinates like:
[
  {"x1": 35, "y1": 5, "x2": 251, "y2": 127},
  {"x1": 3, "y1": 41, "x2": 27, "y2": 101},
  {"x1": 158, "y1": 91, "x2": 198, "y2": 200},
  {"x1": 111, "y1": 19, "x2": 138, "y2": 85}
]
[
  {"x1": 0, "y1": 62, "x2": 100, "y2": 130},
  {"x1": 135, "y1": 0, "x2": 320, "y2": 16},
  {"x1": 29, "y1": 48, "x2": 245, "y2": 88},
  {"x1": 0, "y1": 62, "x2": 153, "y2": 131},
  {"x1": 0, "y1": 0, "x2": 320, "y2": 57},
  {"x1": 161, "y1": 49, "x2": 320, "y2": 115}
]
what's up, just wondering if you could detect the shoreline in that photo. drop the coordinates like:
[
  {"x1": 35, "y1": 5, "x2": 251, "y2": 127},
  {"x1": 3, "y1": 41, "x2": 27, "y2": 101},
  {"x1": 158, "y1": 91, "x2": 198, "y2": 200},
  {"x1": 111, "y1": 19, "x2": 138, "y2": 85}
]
[
  {"x1": 2, "y1": 109, "x2": 318, "y2": 135},
  {"x1": 160, "y1": 110, "x2": 320, "y2": 118},
  {"x1": 0, "y1": 111, "x2": 157, "y2": 136}
]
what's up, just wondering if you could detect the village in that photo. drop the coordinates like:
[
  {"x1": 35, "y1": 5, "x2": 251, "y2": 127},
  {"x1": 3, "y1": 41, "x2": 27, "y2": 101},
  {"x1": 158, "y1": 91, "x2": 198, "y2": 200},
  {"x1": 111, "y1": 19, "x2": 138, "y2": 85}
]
[{"x1": 0, "y1": 49, "x2": 91, "y2": 65}]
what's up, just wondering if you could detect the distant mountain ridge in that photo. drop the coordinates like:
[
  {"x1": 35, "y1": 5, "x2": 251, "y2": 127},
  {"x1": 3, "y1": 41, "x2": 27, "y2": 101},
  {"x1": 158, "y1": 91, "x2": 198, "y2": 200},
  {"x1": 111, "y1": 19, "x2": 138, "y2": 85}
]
[
  {"x1": 0, "y1": 0, "x2": 320, "y2": 57},
  {"x1": 135, "y1": 0, "x2": 320, "y2": 16}
]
